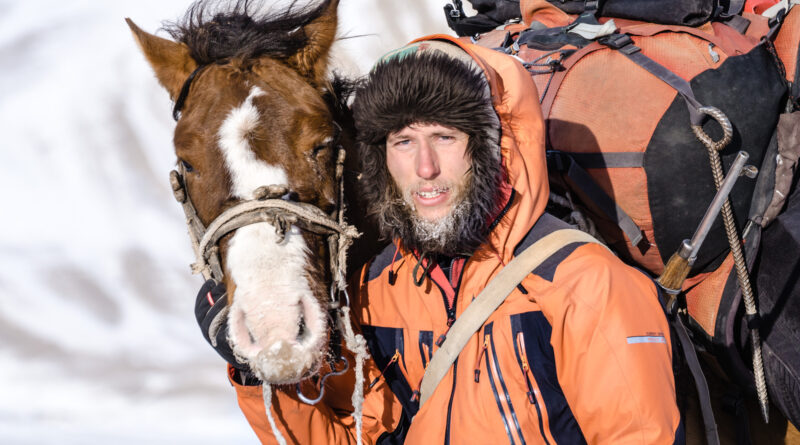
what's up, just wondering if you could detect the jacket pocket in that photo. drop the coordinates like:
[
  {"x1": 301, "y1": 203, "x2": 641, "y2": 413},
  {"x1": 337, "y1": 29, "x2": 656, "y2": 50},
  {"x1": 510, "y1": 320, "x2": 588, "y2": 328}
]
[
  {"x1": 484, "y1": 322, "x2": 527, "y2": 445},
  {"x1": 510, "y1": 319, "x2": 551, "y2": 445},
  {"x1": 361, "y1": 325, "x2": 418, "y2": 415},
  {"x1": 509, "y1": 312, "x2": 587, "y2": 445}
]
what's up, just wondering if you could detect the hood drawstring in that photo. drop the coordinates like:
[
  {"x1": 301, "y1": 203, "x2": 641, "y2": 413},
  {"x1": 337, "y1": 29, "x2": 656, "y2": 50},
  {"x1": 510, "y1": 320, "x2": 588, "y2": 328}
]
[
  {"x1": 388, "y1": 243, "x2": 402, "y2": 285},
  {"x1": 412, "y1": 253, "x2": 433, "y2": 287}
]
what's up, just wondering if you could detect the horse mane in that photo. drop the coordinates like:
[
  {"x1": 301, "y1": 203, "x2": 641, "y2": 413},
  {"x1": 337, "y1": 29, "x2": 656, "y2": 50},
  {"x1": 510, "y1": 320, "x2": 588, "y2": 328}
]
[
  {"x1": 164, "y1": 0, "x2": 333, "y2": 65},
  {"x1": 323, "y1": 74, "x2": 355, "y2": 123}
]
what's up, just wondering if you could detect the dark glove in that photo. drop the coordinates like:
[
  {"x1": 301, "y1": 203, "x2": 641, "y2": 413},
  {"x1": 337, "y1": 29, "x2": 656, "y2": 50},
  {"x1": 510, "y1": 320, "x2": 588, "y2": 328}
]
[{"x1": 195, "y1": 279, "x2": 249, "y2": 372}]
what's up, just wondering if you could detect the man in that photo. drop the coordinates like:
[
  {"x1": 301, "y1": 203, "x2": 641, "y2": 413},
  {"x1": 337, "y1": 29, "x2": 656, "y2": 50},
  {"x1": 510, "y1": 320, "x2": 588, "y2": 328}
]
[{"x1": 197, "y1": 37, "x2": 682, "y2": 443}]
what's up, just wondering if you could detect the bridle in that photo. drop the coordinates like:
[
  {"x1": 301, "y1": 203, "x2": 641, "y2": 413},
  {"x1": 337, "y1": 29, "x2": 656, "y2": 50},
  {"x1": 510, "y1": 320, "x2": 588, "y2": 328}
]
[
  {"x1": 169, "y1": 145, "x2": 359, "y2": 288},
  {"x1": 168, "y1": 65, "x2": 362, "y2": 405}
]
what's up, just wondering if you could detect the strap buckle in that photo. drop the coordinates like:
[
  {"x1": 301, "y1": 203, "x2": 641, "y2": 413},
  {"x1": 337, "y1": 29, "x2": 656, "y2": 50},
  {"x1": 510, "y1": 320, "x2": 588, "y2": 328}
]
[{"x1": 598, "y1": 33, "x2": 634, "y2": 50}]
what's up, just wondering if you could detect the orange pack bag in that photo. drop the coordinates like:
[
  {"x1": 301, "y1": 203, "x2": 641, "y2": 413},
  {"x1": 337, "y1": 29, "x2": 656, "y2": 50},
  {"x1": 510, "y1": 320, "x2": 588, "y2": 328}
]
[
  {"x1": 463, "y1": 0, "x2": 800, "y2": 426},
  {"x1": 468, "y1": 3, "x2": 789, "y2": 280}
]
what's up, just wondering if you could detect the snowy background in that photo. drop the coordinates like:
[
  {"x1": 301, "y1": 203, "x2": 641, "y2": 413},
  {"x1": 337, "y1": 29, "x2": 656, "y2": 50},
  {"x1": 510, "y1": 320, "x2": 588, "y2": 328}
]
[{"x1": 0, "y1": 0, "x2": 472, "y2": 443}]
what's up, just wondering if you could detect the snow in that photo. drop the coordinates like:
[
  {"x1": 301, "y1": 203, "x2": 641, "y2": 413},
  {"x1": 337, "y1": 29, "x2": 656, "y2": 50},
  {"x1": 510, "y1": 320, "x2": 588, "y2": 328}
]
[{"x1": 0, "y1": 0, "x2": 467, "y2": 442}]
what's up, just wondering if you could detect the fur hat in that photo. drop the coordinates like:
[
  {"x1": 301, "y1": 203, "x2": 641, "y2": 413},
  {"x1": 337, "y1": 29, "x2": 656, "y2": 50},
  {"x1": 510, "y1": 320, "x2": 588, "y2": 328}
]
[{"x1": 352, "y1": 41, "x2": 504, "y2": 253}]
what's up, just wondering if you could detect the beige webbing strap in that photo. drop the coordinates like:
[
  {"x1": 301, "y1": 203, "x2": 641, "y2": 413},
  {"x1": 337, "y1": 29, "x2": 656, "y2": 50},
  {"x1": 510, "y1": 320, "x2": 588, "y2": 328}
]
[{"x1": 418, "y1": 229, "x2": 606, "y2": 407}]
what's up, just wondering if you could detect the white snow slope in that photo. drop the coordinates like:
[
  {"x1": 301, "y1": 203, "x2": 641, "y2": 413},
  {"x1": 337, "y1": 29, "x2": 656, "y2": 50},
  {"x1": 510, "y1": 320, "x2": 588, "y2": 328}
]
[{"x1": 0, "y1": 0, "x2": 468, "y2": 443}]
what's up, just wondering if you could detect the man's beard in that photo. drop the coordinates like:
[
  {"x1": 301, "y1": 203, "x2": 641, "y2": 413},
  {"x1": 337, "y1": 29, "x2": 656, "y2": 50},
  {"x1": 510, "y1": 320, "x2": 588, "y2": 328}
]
[
  {"x1": 375, "y1": 172, "x2": 492, "y2": 257},
  {"x1": 404, "y1": 183, "x2": 472, "y2": 256}
]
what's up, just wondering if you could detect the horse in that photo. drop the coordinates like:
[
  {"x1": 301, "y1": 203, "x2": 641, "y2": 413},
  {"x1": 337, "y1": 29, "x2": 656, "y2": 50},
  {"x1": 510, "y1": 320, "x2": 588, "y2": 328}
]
[{"x1": 127, "y1": 0, "x2": 378, "y2": 392}]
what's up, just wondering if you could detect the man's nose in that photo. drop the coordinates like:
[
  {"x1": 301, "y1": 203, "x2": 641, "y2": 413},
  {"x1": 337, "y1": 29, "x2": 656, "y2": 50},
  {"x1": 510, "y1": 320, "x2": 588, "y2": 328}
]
[{"x1": 415, "y1": 139, "x2": 440, "y2": 179}]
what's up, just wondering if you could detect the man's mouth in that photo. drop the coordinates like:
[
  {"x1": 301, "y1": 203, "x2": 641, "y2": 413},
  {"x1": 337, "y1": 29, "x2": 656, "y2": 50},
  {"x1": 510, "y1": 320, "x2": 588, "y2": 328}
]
[{"x1": 415, "y1": 186, "x2": 450, "y2": 199}]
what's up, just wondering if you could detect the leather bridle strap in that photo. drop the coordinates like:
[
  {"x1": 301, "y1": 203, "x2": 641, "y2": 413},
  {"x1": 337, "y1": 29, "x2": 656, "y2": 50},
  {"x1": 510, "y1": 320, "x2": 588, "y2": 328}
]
[{"x1": 169, "y1": 147, "x2": 359, "y2": 299}]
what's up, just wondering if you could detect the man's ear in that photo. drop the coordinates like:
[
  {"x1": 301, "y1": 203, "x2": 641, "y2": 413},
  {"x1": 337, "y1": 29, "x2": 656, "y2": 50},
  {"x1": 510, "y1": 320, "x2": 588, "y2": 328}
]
[
  {"x1": 126, "y1": 18, "x2": 198, "y2": 101},
  {"x1": 286, "y1": 0, "x2": 338, "y2": 85}
]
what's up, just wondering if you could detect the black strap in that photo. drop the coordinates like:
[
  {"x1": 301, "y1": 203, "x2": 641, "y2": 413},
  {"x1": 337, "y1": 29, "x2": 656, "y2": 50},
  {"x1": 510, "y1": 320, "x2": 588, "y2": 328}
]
[
  {"x1": 715, "y1": 0, "x2": 750, "y2": 34},
  {"x1": 517, "y1": 25, "x2": 592, "y2": 50},
  {"x1": 673, "y1": 314, "x2": 720, "y2": 445},
  {"x1": 567, "y1": 151, "x2": 645, "y2": 168},
  {"x1": 547, "y1": 151, "x2": 644, "y2": 246},
  {"x1": 722, "y1": 15, "x2": 751, "y2": 34},
  {"x1": 598, "y1": 34, "x2": 707, "y2": 125},
  {"x1": 173, "y1": 64, "x2": 207, "y2": 121},
  {"x1": 724, "y1": 0, "x2": 746, "y2": 16}
]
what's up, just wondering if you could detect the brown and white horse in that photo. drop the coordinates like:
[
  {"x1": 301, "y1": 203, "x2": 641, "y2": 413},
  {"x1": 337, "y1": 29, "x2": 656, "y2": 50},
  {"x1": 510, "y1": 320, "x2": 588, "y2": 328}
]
[{"x1": 127, "y1": 0, "x2": 375, "y2": 387}]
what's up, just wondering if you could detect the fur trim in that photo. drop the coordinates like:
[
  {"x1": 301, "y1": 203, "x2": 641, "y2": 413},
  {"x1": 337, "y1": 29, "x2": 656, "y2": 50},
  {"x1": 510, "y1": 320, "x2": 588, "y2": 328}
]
[{"x1": 352, "y1": 45, "x2": 504, "y2": 255}]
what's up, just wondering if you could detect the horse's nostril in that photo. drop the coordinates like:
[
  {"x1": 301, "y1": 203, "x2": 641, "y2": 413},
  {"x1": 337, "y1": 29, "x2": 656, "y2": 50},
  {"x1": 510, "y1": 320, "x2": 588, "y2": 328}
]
[{"x1": 297, "y1": 313, "x2": 306, "y2": 341}]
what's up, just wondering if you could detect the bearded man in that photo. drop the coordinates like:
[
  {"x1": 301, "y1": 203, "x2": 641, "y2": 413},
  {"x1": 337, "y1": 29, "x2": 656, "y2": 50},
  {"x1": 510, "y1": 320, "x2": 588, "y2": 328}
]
[{"x1": 196, "y1": 37, "x2": 682, "y2": 444}]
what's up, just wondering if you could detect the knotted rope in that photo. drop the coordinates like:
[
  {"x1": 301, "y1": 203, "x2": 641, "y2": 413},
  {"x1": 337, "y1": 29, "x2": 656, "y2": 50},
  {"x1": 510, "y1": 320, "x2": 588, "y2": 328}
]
[{"x1": 692, "y1": 106, "x2": 770, "y2": 423}]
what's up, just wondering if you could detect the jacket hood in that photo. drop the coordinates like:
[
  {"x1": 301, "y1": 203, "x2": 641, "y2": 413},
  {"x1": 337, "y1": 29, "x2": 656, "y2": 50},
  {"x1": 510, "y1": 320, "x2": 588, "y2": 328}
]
[
  {"x1": 354, "y1": 35, "x2": 549, "y2": 261},
  {"x1": 409, "y1": 35, "x2": 550, "y2": 261}
]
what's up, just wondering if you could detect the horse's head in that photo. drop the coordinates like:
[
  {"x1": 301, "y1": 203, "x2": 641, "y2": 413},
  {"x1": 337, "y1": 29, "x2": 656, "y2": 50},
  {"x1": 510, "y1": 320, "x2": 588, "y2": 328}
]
[{"x1": 128, "y1": 0, "x2": 348, "y2": 384}]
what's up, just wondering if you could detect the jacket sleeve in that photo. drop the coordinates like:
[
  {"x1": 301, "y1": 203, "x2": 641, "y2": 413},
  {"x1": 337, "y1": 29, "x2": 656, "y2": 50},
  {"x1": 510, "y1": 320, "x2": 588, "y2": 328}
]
[
  {"x1": 536, "y1": 243, "x2": 681, "y2": 444},
  {"x1": 230, "y1": 267, "x2": 404, "y2": 444}
]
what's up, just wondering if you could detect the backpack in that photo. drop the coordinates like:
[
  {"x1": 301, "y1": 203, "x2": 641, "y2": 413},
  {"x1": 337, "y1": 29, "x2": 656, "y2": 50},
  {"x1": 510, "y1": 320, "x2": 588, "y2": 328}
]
[
  {"x1": 459, "y1": 0, "x2": 800, "y2": 429},
  {"x1": 445, "y1": 0, "x2": 524, "y2": 37}
]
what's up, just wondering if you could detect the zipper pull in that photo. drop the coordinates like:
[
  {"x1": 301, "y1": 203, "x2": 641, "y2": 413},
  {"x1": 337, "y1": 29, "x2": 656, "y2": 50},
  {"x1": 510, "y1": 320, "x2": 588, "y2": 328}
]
[
  {"x1": 474, "y1": 335, "x2": 490, "y2": 383},
  {"x1": 368, "y1": 349, "x2": 400, "y2": 389},
  {"x1": 516, "y1": 332, "x2": 537, "y2": 405}
]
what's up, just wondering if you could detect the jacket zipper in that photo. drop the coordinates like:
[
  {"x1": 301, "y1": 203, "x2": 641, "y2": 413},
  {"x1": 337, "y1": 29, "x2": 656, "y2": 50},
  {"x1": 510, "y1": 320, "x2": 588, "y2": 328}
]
[
  {"x1": 418, "y1": 332, "x2": 433, "y2": 370},
  {"x1": 483, "y1": 327, "x2": 516, "y2": 444},
  {"x1": 515, "y1": 333, "x2": 537, "y2": 404},
  {"x1": 444, "y1": 359, "x2": 458, "y2": 445},
  {"x1": 489, "y1": 326, "x2": 527, "y2": 445},
  {"x1": 474, "y1": 335, "x2": 489, "y2": 382},
  {"x1": 514, "y1": 331, "x2": 550, "y2": 445},
  {"x1": 424, "y1": 255, "x2": 466, "y2": 444},
  {"x1": 368, "y1": 349, "x2": 400, "y2": 389}
]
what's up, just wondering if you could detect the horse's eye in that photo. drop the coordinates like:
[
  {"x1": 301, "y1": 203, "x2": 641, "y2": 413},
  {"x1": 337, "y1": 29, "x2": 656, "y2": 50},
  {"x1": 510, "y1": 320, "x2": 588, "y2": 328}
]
[
  {"x1": 312, "y1": 142, "x2": 330, "y2": 158},
  {"x1": 180, "y1": 159, "x2": 194, "y2": 172}
]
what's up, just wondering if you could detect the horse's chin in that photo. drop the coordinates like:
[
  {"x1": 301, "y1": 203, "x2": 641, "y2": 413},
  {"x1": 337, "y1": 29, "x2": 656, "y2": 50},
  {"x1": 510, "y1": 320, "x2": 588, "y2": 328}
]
[
  {"x1": 227, "y1": 289, "x2": 328, "y2": 385},
  {"x1": 250, "y1": 339, "x2": 324, "y2": 384}
]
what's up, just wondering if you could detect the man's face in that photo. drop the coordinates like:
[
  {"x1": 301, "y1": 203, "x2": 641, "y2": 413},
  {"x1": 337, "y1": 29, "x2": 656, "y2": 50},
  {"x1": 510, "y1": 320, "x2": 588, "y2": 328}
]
[{"x1": 386, "y1": 123, "x2": 471, "y2": 222}]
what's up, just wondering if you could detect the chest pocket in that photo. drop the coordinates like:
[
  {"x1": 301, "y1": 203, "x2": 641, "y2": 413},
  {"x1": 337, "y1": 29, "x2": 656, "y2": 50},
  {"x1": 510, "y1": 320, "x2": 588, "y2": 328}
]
[
  {"x1": 361, "y1": 325, "x2": 418, "y2": 416},
  {"x1": 510, "y1": 312, "x2": 587, "y2": 445}
]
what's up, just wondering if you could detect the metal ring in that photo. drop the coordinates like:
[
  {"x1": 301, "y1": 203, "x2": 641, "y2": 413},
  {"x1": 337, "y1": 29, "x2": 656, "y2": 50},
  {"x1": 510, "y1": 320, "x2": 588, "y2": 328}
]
[
  {"x1": 691, "y1": 106, "x2": 733, "y2": 152},
  {"x1": 295, "y1": 355, "x2": 350, "y2": 405}
]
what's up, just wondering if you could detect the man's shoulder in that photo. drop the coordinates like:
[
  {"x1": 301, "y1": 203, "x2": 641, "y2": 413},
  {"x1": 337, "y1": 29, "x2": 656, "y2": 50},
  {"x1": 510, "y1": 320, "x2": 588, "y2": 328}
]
[
  {"x1": 514, "y1": 213, "x2": 614, "y2": 282},
  {"x1": 515, "y1": 213, "x2": 653, "y2": 289},
  {"x1": 363, "y1": 241, "x2": 400, "y2": 283}
]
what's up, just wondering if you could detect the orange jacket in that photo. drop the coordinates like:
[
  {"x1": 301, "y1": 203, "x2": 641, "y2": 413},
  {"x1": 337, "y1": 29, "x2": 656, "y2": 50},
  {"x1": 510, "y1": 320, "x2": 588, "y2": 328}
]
[{"x1": 232, "y1": 35, "x2": 681, "y2": 444}]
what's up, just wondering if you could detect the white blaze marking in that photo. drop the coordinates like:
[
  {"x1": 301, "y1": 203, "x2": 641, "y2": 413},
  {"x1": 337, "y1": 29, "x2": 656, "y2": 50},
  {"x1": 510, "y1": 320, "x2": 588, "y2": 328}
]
[
  {"x1": 218, "y1": 86, "x2": 325, "y2": 380},
  {"x1": 218, "y1": 87, "x2": 287, "y2": 199}
]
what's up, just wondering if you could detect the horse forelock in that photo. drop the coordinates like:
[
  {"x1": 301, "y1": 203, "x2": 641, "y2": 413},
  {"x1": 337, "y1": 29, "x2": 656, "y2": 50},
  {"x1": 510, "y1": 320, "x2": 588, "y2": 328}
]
[{"x1": 164, "y1": 0, "x2": 332, "y2": 66}]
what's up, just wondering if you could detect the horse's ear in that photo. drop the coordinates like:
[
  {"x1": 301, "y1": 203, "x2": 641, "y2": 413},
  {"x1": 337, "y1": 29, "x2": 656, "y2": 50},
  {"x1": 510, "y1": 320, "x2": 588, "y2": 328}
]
[
  {"x1": 287, "y1": 0, "x2": 338, "y2": 84},
  {"x1": 126, "y1": 18, "x2": 198, "y2": 101}
]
